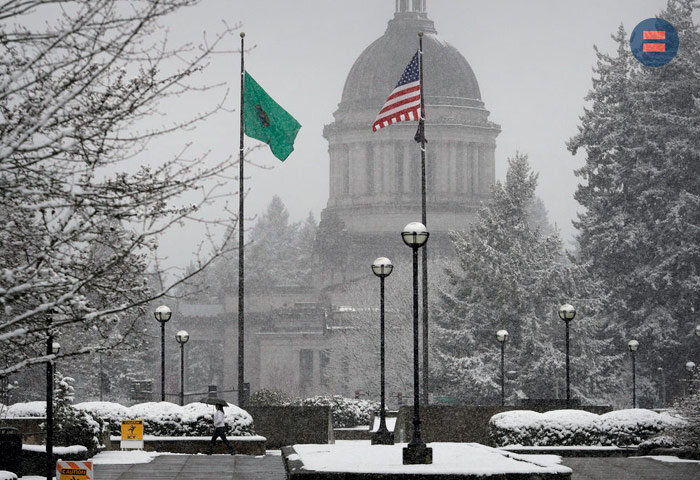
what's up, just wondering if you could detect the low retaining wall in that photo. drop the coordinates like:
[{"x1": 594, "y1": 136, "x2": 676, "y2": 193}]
[
  {"x1": 20, "y1": 447, "x2": 90, "y2": 477},
  {"x1": 0, "y1": 418, "x2": 45, "y2": 445},
  {"x1": 108, "y1": 435, "x2": 266, "y2": 455},
  {"x1": 246, "y1": 406, "x2": 333, "y2": 448},
  {"x1": 333, "y1": 427, "x2": 372, "y2": 441},
  {"x1": 394, "y1": 405, "x2": 612, "y2": 445}
]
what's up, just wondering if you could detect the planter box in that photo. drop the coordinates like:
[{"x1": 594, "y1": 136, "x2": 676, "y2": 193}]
[
  {"x1": 108, "y1": 435, "x2": 266, "y2": 455},
  {"x1": 247, "y1": 406, "x2": 333, "y2": 448}
]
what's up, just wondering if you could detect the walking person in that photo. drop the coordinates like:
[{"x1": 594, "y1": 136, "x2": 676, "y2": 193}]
[{"x1": 207, "y1": 404, "x2": 236, "y2": 455}]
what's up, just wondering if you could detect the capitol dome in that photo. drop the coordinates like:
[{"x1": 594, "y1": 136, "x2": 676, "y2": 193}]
[
  {"x1": 320, "y1": 0, "x2": 500, "y2": 287},
  {"x1": 340, "y1": 8, "x2": 482, "y2": 111}
]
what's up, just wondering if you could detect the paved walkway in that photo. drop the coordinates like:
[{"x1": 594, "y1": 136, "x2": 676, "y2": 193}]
[
  {"x1": 563, "y1": 457, "x2": 700, "y2": 480},
  {"x1": 94, "y1": 454, "x2": 286, "y2": 480},
  {"x1": 92, "y1": 454, "x2": 700, "y2": 480}
]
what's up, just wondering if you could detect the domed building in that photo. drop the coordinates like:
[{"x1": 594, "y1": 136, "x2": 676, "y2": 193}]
[{"x1": 321, "y1": 0, "x2": 500, "y2": 286}]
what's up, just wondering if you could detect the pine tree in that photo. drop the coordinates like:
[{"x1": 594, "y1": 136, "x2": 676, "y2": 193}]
[
  {"x1": 568, "y1": 0, "x2": 700, "y2": 403},
  {"x1": 433, "y1": 154, "x2": 621, "y2": 404}
]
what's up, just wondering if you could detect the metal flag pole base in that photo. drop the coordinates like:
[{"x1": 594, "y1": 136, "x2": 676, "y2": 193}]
[
  {"x1": 403, "y1": 444, "x2": 433, "y2": 465},
  {"x1": 371, "y1": 425, "x2": 394, "y2": 445}
]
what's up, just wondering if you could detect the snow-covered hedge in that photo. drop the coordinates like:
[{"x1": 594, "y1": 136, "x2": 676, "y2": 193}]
[
  {"x1": 2, "y1": 401, "x2": 46, "y2": 418},
  {"x1": 73, "y1": 401, "x2": 254, "y2": 436},
  {"x1": 293, "y1": 395, "x2": 378, "y2": 428},
  {"x1": 489, "y1": 409, "x2": 684, "y2": 447}
]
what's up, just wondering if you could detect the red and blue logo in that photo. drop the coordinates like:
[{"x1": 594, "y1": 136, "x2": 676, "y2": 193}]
[{"x1": 630, "y1": 18, "x2": 679, "y2": 67}]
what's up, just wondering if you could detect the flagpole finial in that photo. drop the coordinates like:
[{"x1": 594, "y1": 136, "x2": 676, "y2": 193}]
[{"x1": 240, "y1": 32, "x2": 245, "y2": 38}]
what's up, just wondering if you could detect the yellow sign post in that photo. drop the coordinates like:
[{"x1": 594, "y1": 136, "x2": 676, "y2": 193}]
[
  {"x1": 56, "y1": 460, "x2": 92, "y2": 480},
  {"x1": 120, "y1": 419, "x2": 144, "y2": 449}
]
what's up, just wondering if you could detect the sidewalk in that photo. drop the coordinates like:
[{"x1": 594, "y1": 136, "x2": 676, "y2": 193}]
[
  {"x1": 94, "y1": 454, "x2": 286, "y2": 480},
  {"x1": 563, "y1": 457, "x2": 700, "y2": 480}
]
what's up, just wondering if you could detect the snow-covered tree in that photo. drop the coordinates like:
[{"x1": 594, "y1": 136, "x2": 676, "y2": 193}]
[
  {"x1": 0, "y1": 1, "x2": 240, "y2": 378},
  {"x1": 433, "y1": 154, "x2": 622, "y2": 404},
  {"x1": 568, "y1": 0, "x2": 700, "y2": 402}
]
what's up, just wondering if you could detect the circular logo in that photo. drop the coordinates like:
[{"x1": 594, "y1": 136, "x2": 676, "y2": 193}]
[{"x1": 630, "y1": 18, "x2": 679, "y2": 67}]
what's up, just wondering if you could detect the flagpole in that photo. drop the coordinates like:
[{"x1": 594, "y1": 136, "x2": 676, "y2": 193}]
[
  {"x1": 238, "y1": 31, "x2": 246, "y2": 407},
  {"x1": 418, "y1": 31, "x2": 430, "y2": 407}
]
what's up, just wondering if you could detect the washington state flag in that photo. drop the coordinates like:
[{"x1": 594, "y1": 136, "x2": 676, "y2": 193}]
[{"x1": 243, "y1": 72, "x2": 301, "y2": 161}]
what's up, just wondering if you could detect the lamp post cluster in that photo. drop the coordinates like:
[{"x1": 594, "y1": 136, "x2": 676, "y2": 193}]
[
  {"x1": 153, "y1": 306, "x2": 191, "y2": 406},
  {"x1": 369, "y1": 222, "x2": 431, "y2": 463}
]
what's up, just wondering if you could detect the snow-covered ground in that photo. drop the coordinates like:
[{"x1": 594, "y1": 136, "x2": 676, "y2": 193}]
[
  {"x1": 290, "y1": 442, "x2": 572, "y2": 475},
  {"x1": 91, "y1": 450, "x2": 161, "y2": 464}
]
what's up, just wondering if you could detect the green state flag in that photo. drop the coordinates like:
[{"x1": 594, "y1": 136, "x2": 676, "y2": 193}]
[{"x1": 243, "y1": 72, "x2": 301, "y2": 161}]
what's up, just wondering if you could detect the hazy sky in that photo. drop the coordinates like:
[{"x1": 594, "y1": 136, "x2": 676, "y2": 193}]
[{"x1": 150, "y1": 0, "x2": 685, "y2": 269}]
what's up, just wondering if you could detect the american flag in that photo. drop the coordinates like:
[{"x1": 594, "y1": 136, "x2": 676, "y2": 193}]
[{"x1": 372, "y1": 51, "x2": 421, "y2": 132}]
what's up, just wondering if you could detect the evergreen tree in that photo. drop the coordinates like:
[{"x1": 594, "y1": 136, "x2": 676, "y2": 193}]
[
  {"x1": 568, "y1": 0, "x2": 700, "y2": 402},
  {"x1": 433, "y1": 154, "x2": 621, "y2": 404}
]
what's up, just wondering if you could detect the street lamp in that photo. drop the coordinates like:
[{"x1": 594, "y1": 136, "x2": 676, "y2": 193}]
[
  {"x1": 657, "y1": 367, "x2": 666, "y2": 408},
  {"x1": 176, "y1": 330, "x2": 190, "y2": 406},
  {"x1": 154, "y1": 305, "x2": 172, "y2": 401},
  {"x1": 496, "y1": 330, "x2": 509, "y2": 406},
  {"x1": 401, "y1": 222, "x2": 432, "y2": 464},
  {"x1": 558, "y1": 303, "x2": 576, "y2": 408},
  {"x1": 686, "y1": 361, "x2": 696, "y2": 395},
  {"x1": 627, "y1": 340, "x2": 639, "y2": 408},
  {"x1": 371, "y1": 257, "x2": 394, "y2": 446},
  {"x1": 46, "y1": 338, "x2": 59, "y2": 480},
  {"x1": 695, "y1": 324, "x2": 700, "y2": 337}
]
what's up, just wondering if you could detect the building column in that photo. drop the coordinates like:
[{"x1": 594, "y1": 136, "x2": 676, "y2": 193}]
[
  {"x1": 449, "y1": 141, "x2": 457, "y2": 194},
  {"x1": 478, "y1": 144, "x2": 489, "y2": 195},
  {"x1": 403, "y1": 143, "x2": 412, "y2": 195},
  {"x1": 469, "y1": 143, "x2": 478, "y2": 196},
  {"x1": 350, "y1": 143, "x2": 366, "y2": 197},
  {"x1": 383, "y1": 142, "x2": 394, "y2": 196}
]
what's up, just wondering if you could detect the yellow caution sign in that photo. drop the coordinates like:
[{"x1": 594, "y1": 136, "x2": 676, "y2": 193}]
[
  {"x1": 56, "y1": 461, "x2": 92, "y2": 480},
  {"x1": 121, "y1": 419, "x2": 144, "y2": 441}
]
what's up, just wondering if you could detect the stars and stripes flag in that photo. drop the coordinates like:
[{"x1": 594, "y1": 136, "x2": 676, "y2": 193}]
[{"x1": 372, "y1": 51, "x2": 422, "y2": 133}]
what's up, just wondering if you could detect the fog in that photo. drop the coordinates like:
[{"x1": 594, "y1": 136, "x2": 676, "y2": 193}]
[{"x1": 131, "y1": 0, "x2": 678, "y2": 269}]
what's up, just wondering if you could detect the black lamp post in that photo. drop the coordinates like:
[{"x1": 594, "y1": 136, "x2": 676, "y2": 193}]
[
  {"x1": 686, "y1": 361, "x2": 696, "y2": 395},
  {"x1": 657, "y1": 367, "x2": 666, "y2": 408},
  {"x1": 176, "y1": 330, "x2": 190, "y2": 406},
  {"x1": 46, "y1": 338, "x2": 59, "y2": 480},
  {"x1": 627, "y1": 340, "x2": 639, "y2": 408},
  {"x1": 154, "y1": 305, "x2": 172, "y2": 401},
  {"x1": 496, "y1": 330, "x2": 509, "y2": 406},
  {"x1": 558, "y1": 303, "x2": 576, "y2": 408},
  {"x1": 371, "y1": 257, "x2": 394, "y2": 445},
  {"x1": 401, "y1": 222, "x2": 432, "y2": 465}
]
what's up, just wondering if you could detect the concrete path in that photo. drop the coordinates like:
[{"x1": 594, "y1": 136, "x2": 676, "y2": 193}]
[
  {"x1": 94, "y1": 454, "x2": 286, "y2": 480},
  {"x1": 563, "y1": 457, "x2": 700, "y2": 480}
]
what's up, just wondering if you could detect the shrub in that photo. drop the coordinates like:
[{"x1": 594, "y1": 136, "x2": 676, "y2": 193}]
[
  {"x1": 74, "y1": 401, "x2": 254, "y2": 436},
  {"x1": 294, "y1": 395, "x2": 378, "y2": 428},
  {"x1": 50, "y1": 373, "x2": 105, "y2": 454},
  {"x1": 248, "y1": 389, "x2": 292, "y2": 406},
  {"x1": 489, "y1": 409, "x2": 682, "y2": 447}
]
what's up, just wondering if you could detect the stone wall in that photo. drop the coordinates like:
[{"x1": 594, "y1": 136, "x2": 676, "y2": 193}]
[
  {"x1": 247, "y1": 406, "x2": 334, "y2": 448},
  {"x1": 394, "y1": 405, "x2": 613, "y2": 445}
]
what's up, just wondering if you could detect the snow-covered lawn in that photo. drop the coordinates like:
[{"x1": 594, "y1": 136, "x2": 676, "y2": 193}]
[{"x1": 289, "y1": 443, "x2": 572, "y2": 475}]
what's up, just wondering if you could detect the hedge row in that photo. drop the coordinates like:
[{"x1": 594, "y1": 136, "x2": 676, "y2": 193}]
[{"x1": 489, "y1": 409, "x2": 685, "y2": 447}]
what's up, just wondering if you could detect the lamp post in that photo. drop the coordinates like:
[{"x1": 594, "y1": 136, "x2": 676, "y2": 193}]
[
  {"x1": 371, "y1": 257, "x2": 394, "y2": 445},
  {"x1": 686, "y1": 361, "x2": 696, "y2": 395},
  {"x1": 401, "y1": 222, "x2": 432, "y2": 464},
  {"x1": 558, "y1": 304, "x2": 576, "y2": 408},
  {"x1": 46, "y1": 339, "x2": 59, "y2": 480},
  {"x1": 154, "y1": 305, "x2": 172, "y2": 401},
  {"x1": 176, "y1": 330, "x2": 190, "y2": 406},
  {"x1": 496, "y1": 330, "x2": 509, "y2": 406},
  {"x1": 627, "y1": 340, "x2": 639, "y2": 408},
  {"x1": 657, "y1": 367, "x2": 666, "y2": 408}
]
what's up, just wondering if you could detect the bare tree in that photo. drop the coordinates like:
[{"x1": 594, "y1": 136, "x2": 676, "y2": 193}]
[{"x1": 0, "y1": 0, "x2": 242, "y2": 377}]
